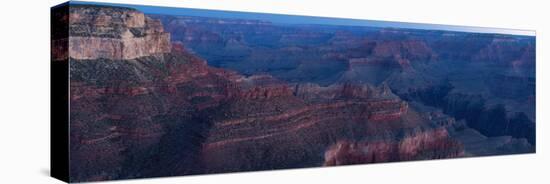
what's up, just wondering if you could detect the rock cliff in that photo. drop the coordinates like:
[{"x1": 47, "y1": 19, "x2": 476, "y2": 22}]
[{"x1": 66, "y1": 5, "x2": 171, "y2": 60}]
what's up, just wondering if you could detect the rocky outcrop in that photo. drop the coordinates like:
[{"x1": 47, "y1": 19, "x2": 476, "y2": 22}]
[
  {"x1": 66, "y1": 5, "x2": 171, "y2": 60},
  {"x1": 323, "y1": 128, "x2": 464, "y2": 166}
]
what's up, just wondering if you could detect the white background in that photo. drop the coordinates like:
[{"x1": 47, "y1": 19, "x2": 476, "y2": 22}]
[{"x1": 0, "y1": 0, "x2": 548, "y2": 183}]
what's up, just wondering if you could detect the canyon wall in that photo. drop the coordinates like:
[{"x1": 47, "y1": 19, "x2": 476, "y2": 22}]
[
  {"x1": 65, "y1": 6, "x2": 430, "y2": 180},
  {"x1": 61, "y1": 4, "x2": 534, "y2": 182}
]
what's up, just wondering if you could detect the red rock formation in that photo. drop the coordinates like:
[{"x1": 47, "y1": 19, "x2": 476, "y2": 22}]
[
  {"x1": 198, "y1": 80, "x2": 422, "y2": 173},
  {"x1": 323, "y1": 128, "x2": 464, "y2": 166},
  {"x1": 368, "y1": 101, "x2": 408, "y2": 121}
]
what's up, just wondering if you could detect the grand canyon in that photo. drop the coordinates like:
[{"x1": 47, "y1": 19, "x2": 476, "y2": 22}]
[{"x1": 52, "y1": 3, "x2": 535, "y2": 182}]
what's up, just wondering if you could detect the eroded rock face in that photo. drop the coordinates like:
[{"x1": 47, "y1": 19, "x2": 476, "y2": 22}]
[
  {"x1": 66, "y1": 5, "x2": 171, "y2": 60},
  {"x1": 323, "y1": 128, "x2": 464, "y2": 166},
  {"x1": 199, "y1": 81, "x2": 423, "y2": 173},
  {"x1": 69, "y1": 52, "x2": 230, "y2": 181}
]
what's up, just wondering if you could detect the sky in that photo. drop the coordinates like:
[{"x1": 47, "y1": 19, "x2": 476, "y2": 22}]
[{"x1": 68, "y1": 0, "x2": 535, "y2": 36}]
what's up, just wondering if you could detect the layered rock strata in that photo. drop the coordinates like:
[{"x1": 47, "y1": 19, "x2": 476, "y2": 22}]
[
  {"x1": 323, "y1": 128, "x2": 464, "y2": 166},
  {"x1": 66, "y1": 5, "x2": 171, "y2": 60},
  {"x1": 59, "y1": 5, "x2": 525, "y2": 182}
]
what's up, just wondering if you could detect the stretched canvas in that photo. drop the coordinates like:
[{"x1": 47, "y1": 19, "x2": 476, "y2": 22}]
[{"x1": 51, "y1": 1, "x2": 536, "y2": 182}]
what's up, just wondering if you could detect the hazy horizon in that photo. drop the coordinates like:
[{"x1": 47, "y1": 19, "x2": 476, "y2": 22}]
[{"x1": 66, "y1": 0, "x2": 535, "y2": 36}]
